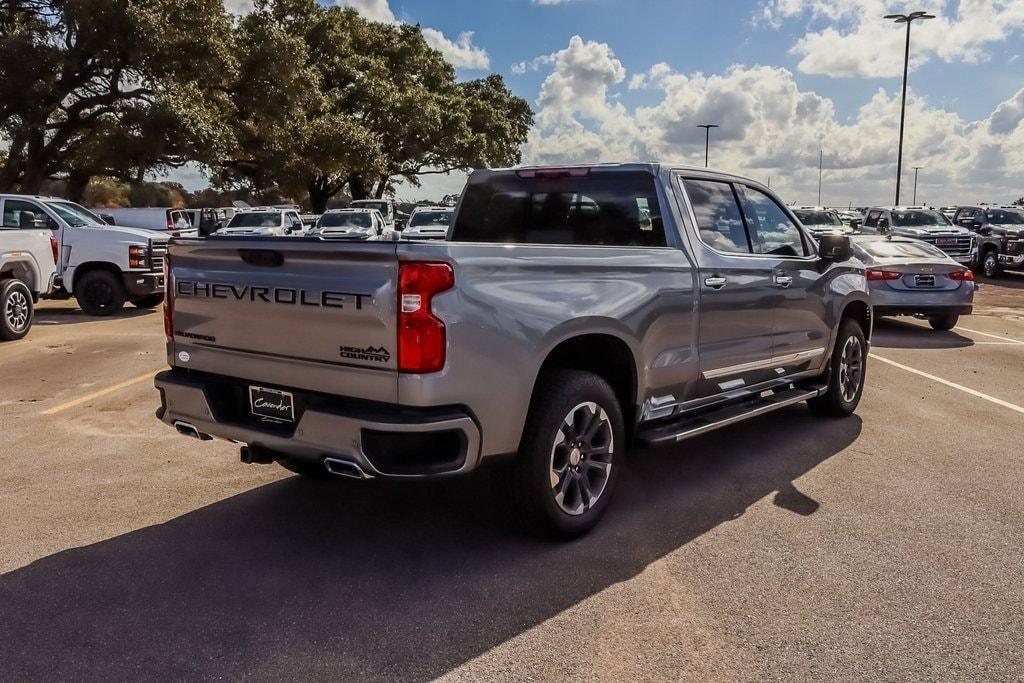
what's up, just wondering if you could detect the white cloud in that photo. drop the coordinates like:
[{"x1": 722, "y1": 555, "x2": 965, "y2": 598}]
[
  {"x1": 422, "y1": 28, "x2": 491, "y2": 69},
  {"x1": 336, "y1": 0, "x2": 490, "y2": 69},
  {"x1": 523, "y1": 36, "x2": 1024, "y2": 205},
  {"x1": 760, "y1": 0, "x2": 1024, "y2": 78}
]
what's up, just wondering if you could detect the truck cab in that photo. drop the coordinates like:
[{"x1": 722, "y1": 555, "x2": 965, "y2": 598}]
[
  {"x1": 951, "y1": 205, "x2": 1024, "y2": 277},
  {"x1": 0, "y1": 194, "x2": 167, "y2": 315}
]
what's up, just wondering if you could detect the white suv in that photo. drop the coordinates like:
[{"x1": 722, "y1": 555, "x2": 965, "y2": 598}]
[{"x1": 0, "y1": 194, "x2": 168, "y2": 316}]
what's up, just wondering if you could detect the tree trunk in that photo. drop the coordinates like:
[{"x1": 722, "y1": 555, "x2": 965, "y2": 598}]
[
  {"x1": 65, "y1": 169, "x2": 92, "y2": 203},
  {"x1": 308, "y1": 178, "x2": 330, "y2": 214},
  {"x1": 347, "y1": 173, "x2": 369, "y2": 201},
  {"x1": 373, "y1": 177, "x2": 388, "y2": 199}
]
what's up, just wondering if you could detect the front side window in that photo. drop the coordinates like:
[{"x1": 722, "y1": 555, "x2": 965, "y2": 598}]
[
  {"x1": 683, "y1": 178, "x2": 749, "y2": 253},
  {"x1": 738, "y1": 186, "x2": 808, "y2": 257},
  {"x1": 452, "y1": 171, "x2": 667, "y2": 247},
  {"x1": 2, "y1": 200, "x2": 48, "y2": 229},
  {"x1": 864, "y1": 210, "x2": 881, "y2": 228}
]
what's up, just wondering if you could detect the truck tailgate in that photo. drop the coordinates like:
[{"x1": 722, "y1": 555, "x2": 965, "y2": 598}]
[{"x1": 168, "y1": 239, "x2": 399, "y2": 403}]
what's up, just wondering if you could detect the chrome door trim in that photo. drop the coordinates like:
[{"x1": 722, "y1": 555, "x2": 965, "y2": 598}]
[{"x1": 701, "y1": 347, "x2": 826, "y2": 380}]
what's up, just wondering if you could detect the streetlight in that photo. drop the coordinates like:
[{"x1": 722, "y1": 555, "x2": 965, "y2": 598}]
[
  {"x1": 697, "y1": 124, "x2": 719, "y2": 168},
  {"x1": 885, "y1": 10, "x2": 935, "y2": 205},
  {"x1": 912, "y1": 165, "x2": 923, "y2": 204}
]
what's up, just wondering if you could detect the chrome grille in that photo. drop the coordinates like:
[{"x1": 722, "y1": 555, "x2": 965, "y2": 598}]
[
  {"x1": 149, "y1": 241, "x2": 168, "y2": 272},
  {"x1": 919, "y1": 234, "x2": 974, "y2": 258}
]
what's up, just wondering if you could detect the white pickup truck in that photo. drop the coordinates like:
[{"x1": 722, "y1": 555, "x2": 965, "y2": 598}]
[
  {"x1": 0, "y1": 194, "x2": 168, "y2": 315},
  {"x1": 0, "y1": 213, "x2": 58, "y2": 340}
]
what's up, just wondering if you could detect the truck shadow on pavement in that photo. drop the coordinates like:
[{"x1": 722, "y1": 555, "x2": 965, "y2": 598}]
[
  {"x1": 0, "y1": 408, "x2": 860, "y2": 680},
  {"x1": 33, "y1": 306, "x2": 157, "y2": 326},
  {"x1": 871, "y1": 318, "x2": 974, "y2": 349}
]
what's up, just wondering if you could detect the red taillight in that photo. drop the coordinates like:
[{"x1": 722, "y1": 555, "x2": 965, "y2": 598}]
[
  {"x1": 50, "y1": 236, "x2": 58, "y2": 264},
  {"x1": 866, "y1": 268, "x2": 902, "y2": 281},
  {"x1": 166, "y1": 214, "x2": 174, "y2": 230},
  {"x1": 397, "y1": 261, "x2": 454, "y2": 373},
  {"x1": 949, "y1": 269, "x2": 974, "y2": 281},
  {"x1": 163, "y1": 252, "x2": 173, "y2": 341}
]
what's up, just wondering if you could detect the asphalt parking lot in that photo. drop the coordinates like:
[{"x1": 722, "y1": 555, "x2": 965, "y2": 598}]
[{"x1": 2, "y1": 276, "x2": 1024, "y2": 680}]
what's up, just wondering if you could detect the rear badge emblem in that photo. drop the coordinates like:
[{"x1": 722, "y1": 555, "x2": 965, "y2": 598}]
[{"x1": 178, "y1": 351, "x2": 191, "y2": 363}]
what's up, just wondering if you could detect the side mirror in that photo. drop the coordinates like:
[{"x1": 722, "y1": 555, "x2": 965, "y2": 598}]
[
  {"x1": 100, "y1": 213, "x2": 116, "y2": 225},
  {"x1": 818, "y1": 234, "x2": 853, "y2": 264}
]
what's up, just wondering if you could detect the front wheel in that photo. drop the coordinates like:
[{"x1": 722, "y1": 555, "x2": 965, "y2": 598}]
[
  {"x1": 75, "y1": 270, "x2": 126, "y2": 316},
  {"x1": 514, "y1": 370, "x2": 624, "y2": 538},
  {"x1": 979, "y1": 250, "x2": 1000, "y2": 278},
  {"x1": 0, "y1": 279, "x2": 34, "y2": 341},
  {"x1": 808, "y1": 318, "x2": 867, "y2": 417},
  {"x1": 929, "y1": 313, "x2": 959, "y2": 331}
]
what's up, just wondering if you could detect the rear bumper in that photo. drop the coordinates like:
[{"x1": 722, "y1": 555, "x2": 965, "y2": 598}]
[
  {"x1": 155, "y1": 369, "x2": 481, "y2": 478},
  {"x1": 874, "y1": 304, "x2": 973, "y2": 316}
]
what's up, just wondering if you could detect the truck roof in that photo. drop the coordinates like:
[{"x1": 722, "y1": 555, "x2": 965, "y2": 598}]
[{"x1": 470, "y1": 163, "x2": 770, "y2": 191}]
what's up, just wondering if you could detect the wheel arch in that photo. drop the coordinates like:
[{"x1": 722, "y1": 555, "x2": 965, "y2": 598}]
[
  {"x1": 0, "y1": 257, "x2": 40, "y2": 295},
  {"x1": 840, "y1": 298, "x2": 872, "y2": 342},
  {"x1": 70, "y1": 261, "x2": 123, "y2": 293}
]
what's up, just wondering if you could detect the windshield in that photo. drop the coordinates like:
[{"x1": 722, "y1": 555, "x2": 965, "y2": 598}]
[
  {"x1": 985, "y1": 209, "x2": 1024, "y2": 225},
  {"x1": 793, "y1": 210, "x2": 842, "y2": 226},
  {"x1": 45, "y1": 201, "x2": 103, "y2": 227},
  {"x1": 352, "y1": 201, "x2": 391, "y2": 217},
  {"x1": 226, "y1": 212, "x2": 282, "y2": 228},
  {"x1": 409, "y1": 211, "x2": 452, "y2": 228},
  {"x1": 319, "y1": 213, "x2": 372, "y2": 229},
  {"x1": 855, "y1": 239, "x2": 946, "y2": 259},
  {"x1": 891, "y1": 210, "x2": 951, "y2": 227}
]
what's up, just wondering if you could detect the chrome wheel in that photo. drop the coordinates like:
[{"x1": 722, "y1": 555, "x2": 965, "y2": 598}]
[
  {"x1": 838, "y1": 335, "x2": 863, "y2": 403},
  {"x1": 549, "y1": 401, "x2": 614, "y2": 516},
  {"x1": 983, "y1": 252, "x2": 998, "y2": 278},
  {"x1": 5, "y1": 289, "x2": 29, "y2": 331}
]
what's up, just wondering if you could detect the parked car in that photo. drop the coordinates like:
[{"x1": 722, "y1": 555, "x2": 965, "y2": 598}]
[
  {"x1": 950, "y1": 205, "x2": 1024, "y2": 277},
  {"x1": 156, "y1": 163, "x2": 870, "y2": 537},
  {"x1": 213, "y1": 208, "x2": 304, "y2": 237},
  {"x1": 310, "y1": 209, "x2": 386, "y2": 238},
  {"x1": 939, "y1": 206, "x2": 957, "y2": 221},
  {"x1": 791, "y1": 207, "x2": 855, "y2": 239},
  {"x1": 104, "y1": 207, "x2": 197, "y2": 237},
  {"x1": 0, "y1": 194, "x2": 167, "y2": 315},
  {"x1": 860, "y1": 206, "x2": 975, "y2": 267},
  {"x1": 402, "y1": 206, "x2": 453, "y2": 240},
  {"x1": 852, "y1": 235, "x2": 975, "y2": 331},
  {"x1": 349, "y1": 199, "x2": 397, "y2": 232},
  {"x1": 1, "y1": 213, "x2": 58, "y2": 340}
]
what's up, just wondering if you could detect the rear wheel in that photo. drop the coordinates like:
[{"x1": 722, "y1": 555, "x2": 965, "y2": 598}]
[
  {"x1": 0, "y1": 279, "x2": 34, "y2": 341},
  {"x1": 928, "y1": 313, "x2": 959, "y2": 331},
  {"x1": 75, "y1": 270, "x2": 125, "y2": 316},
  {"x1": 130, "y1": 293, "x2": 164, "y2": 309},
  {"x1": 808, "y1": 318, "x2": 866, "y2": 417},
  {"x1": 514, "y1": 370, "x2": 623, "y2": 538},
  {"x1": 980, "y1": 249, "x2": 1000, "y2": 278}
]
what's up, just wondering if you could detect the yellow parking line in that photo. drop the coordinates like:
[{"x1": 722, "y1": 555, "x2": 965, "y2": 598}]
[
  {"x1": 41, "y1": 369, "x2": 162, "y2": 416},
  {"x1": 872, "y1": 355, "x2": 1024, "y2": 416},
  {"x1": 956, "y1": 326, "x2": 1024, "y2": 345}
]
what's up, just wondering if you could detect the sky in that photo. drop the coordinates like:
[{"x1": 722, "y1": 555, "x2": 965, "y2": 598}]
[{"x1": 198, "y1": 0, "x2": 1024, "y2": 207}]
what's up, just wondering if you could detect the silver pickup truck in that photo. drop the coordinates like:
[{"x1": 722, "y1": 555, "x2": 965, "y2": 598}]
[{"x1": 156, "y1": 164, "x2": 871, "y2": 536}]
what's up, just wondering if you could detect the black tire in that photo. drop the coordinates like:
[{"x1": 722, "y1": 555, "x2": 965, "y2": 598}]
[
  {"x1": 130, "y1": 293, "x2": 164, "y2": 309},
  {"x1": 979, "y1": 249, "x2": 1000, "y2": 278},
  {"x1": 278, "y1": 457, "x2": 331, "y2": 479},
  {"x1": 0, "y1": 279, "x2": 34, "y2": 341},
  {"x1": 75, "y1": 269, "x2": 126, "y2": 316},
  {"x1": 929, "y1": 313, "x2": 959, "y2": 331},
  {"x1": 514, "y1": 369, "x2": 624, "y2": 538},
  {"x1": 808, "y1": 318, "x2": 867, "y2": 418}
]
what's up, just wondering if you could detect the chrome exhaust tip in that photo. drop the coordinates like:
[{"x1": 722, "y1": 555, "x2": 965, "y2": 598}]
[
  {"x1": 323, "y1": 457, "x2": 369, "y2": 480},
  {"x1": 174, "y1": 421, "x2": 212, "y2": 441}
]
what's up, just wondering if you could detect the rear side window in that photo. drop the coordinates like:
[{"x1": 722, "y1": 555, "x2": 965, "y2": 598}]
[
  {"x1": 2, "y1": 200, "x2": 47, "y2": 229},
  {"x1": 683, "y1": 179, "x2": 750, "y2": 253},
  {"x1": 737, "y1": 186, "x2": 808, "y2": 257},
  {"x1": 451, "y1": 171, "x2": 667, "y2": 247}
]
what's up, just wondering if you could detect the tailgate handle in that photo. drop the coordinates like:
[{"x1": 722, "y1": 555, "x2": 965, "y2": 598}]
[{"x1": 238, "y1": 249, "x2": 284, "y2": 267}]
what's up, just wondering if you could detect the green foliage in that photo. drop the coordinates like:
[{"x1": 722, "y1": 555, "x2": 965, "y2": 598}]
[{"x1": 0, "y1": 0, "x2": 237, "y2": 194}]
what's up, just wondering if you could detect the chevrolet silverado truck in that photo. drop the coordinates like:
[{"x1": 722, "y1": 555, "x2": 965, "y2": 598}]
[
  {"x1": 156, "y1": 164, "x2": 871, "y2": 536},
  {"x1": 0, "y1": 213, "x2": 58, "y2": 340}
]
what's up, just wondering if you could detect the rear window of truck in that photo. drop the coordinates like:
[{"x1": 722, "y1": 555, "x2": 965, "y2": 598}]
[{"x1": 451, "y1": 171, "x2": 667, "y2": 247}]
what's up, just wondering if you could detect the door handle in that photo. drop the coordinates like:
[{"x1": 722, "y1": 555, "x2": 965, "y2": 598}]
[
  {"x1": 704, "y1": 276, "x2": 728, "y2": 290},
  {"x1": 774, "y1": 274, "x2": 793, "y2": 288}
]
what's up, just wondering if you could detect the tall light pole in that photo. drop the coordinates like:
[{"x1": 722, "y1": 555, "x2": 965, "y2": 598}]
[
  {"x1": 912, "y1": 165, "x2": 923, "y2": 204},
  {"x1": 885, "y1": 11, "x2": 935, "y2": 205},
  {"x1": 697, "y1": 124, "x2": 719, "y2": 168},
  {"x1": 817, "y1": 148, "x2": 823, "y2": 206}
]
